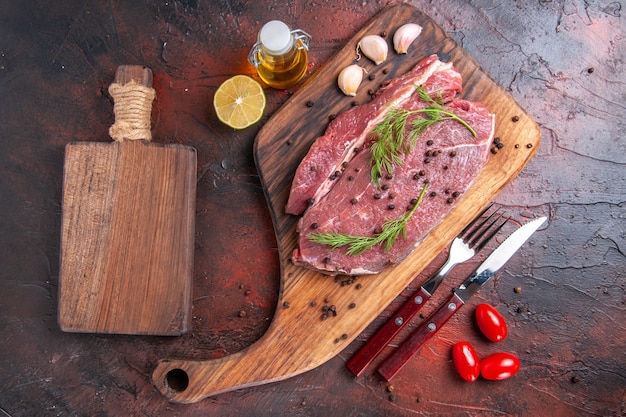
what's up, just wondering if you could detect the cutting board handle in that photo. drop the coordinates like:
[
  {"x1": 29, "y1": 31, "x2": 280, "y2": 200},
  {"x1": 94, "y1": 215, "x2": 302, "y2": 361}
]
[{"x1": 108, "y1": 65, "x2": 155, "y2": 142}]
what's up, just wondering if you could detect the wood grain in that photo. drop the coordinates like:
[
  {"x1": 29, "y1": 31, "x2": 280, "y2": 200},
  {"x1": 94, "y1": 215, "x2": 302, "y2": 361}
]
[
  {"x1": 58, "y1": 66, "x2": 197, "y2": 336},
  {"x1": 152, "y1": 3, "x2": 540, "y2": 402}
]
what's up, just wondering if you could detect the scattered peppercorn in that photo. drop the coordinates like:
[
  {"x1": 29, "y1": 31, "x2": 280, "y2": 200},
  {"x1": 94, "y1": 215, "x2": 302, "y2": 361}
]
[
  {"x1": 341, "y1": 333, "x2": 348, "y2": 340},
  {"x1": 349, "y1": 302, "x2": 356, "y2": 309},
  {"x1": 424, "y1": 157, "x2": 431, "y2": 164},
  {"x1": 443, "y1": 165, "x2": 449, "y2": 170},
  {"x1": 368, "y1": 73, "x2": 376, "y2": 80},
  {"x1": 587, "y1": 67, "x2": 594, "y2": 74},
  {"x1": 374, "y1": 193, "x2": 381, "y2": 199},
  {"x1": 311, "y1": 222, "x2": 318, "y2": 229},
  {"x1": 388, "y1": 193, "x2": 395, "y2": 199},
  {"x1": 515, "y1": 144, "x2": 520, "y2": 148},
  {"x1": 447, "y1": 197, "x2": 454, "y2": 204},
  {"x1": 430, "y1": 191, "x2": 437, "y2": 197},
  {"x1": 244, "y1": 290, "x2": 251, "y2": 296},
  {"x1": 491, "y1": 148, "x2": 499, "y2": 154},
  {"x1": 310, "y1": 301, "x2": 317, "y2": 307},
  {"x1": 323, "y1": 257, "x2": 330, "y2": 264},
  {"x1": 450, "y1": 150, "x2": 457, "y2": 157},
  {"x1": 382, "y1": 184, "x2": 390, "y2": 190},
  {"x1": 356, "y1": 283, "x2": 363, "y2": 289},
  {"x1": 388, "y1": 394, "x2": 396, "y2": 402},
  {"x1": 386, "y1": 384, "x2": 395, "y2": 392},
  {"x1": 496, "y1": 143, "x2": 504, "y2": 149},
  {"x1": 526, "y1": 143, "x2": 533, "y2": 148},
  {"x1": 426, "y1": 140, "x2": 434, "y2": 146},
  {"x1": 350, "y1": 198, "x2": 358, "y2": 205},
  {"x1": 383, "y1": 68, "x2": 389, "y2": 74},
  {"x1": 329, "y1": 114, "x2": 337, "y2": 121},
  {"x1": 571, "y1": 375, "x2": 580, "y2": 383},
  {"x1": 410, "y1": 198, "x2": 418, "y2": 205},
  {"x1": 388, "y1": 204, "x2": 395, "y2": 210},
  {"x1": 514, "y1": 286, "x2": 522, "y2": 293},
  {"x1": 283, "y1": 301, "x2": 290, "y2": 308},
  {"x1": 452, "y1": 191, "x2": 460, "y2": 198},
  {"x1": 512, "y1": 115, "x2": 520, "y2": 122},
  {"x1": 306, "y1": 100, "x2": 315, "y2": 107},
  {"x1": 238, "y1": 309, "x2": 247, "y2": 318},
  {"x1": 494, "y1": 137, "x2": 501, "y2": 144},
  {"x1": 321, "y1": 313, "x2": 328, "y2": 321},
  {"x1": 368, "y1": 88, "x2": 375, "y2": 96}
]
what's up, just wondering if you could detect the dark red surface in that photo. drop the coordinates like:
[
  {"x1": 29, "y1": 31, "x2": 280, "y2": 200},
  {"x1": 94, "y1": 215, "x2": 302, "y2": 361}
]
[{"x1": 0, "y1": 1, "x2": 624, "y2": 416}]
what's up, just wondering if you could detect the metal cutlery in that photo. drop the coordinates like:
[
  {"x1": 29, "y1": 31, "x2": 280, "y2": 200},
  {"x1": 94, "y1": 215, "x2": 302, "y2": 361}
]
[
  {"x1": 376, "y1": 216, "x2": 547, "y2": 381},
  {"x1": 346, "y1": 205, "x2": 508, "y2": 377}
]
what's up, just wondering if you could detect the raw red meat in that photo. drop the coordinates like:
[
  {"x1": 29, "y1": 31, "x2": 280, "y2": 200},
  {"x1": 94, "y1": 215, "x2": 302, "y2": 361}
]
[{"x1": 288, "y1": 55, "x2": 494, "y2": 275}]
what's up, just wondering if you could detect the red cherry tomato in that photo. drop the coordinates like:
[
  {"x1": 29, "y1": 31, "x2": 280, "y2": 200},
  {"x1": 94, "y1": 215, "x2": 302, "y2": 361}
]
[
  {"x1": 480, "y1": 352, "x2": 520, "y2": 380},
  {"x1": 475, "y1": 304, "x2": 508, "y2": 342},
  {"x1": 452, "y1": 341, "x2": 480, "y2": 382}
]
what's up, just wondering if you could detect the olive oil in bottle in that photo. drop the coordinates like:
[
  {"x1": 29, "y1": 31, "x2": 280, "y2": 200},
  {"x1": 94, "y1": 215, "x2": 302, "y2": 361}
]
[{"x1": 248, "y1": 20, "x2": 311, "y2": 90}]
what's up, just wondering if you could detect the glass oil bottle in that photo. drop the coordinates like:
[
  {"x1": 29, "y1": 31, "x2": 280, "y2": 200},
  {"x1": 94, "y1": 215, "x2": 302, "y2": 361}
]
[{"x1": 248, "y1": 20, "x2": 311, "y2": 90}]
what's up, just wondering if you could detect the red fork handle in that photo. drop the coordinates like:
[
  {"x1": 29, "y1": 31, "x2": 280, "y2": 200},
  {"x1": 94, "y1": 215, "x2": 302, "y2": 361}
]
[
  {"x1": 346, "y1": 287, "x2": 432, "y2": 377},
  {"x1": 376, "y1": 291, "x2": 465, "y2": 381}
]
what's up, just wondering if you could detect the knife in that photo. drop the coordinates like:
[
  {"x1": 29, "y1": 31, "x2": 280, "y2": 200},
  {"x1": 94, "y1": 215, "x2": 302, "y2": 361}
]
[{"x1": 377, "y1": 216, "x2": 547, "y2": 381}]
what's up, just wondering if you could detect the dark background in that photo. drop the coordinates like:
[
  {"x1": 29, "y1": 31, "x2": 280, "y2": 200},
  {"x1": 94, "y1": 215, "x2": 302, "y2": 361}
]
[{"x1": 1, "y1": 0, "x2": 624, "y2": 416}]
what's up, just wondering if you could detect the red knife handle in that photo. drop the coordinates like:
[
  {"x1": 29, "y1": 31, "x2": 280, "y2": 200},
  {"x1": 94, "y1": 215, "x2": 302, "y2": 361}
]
[
  {"x1": 346, "y1": 287, "x2": 432, "y2": 377},
  {"x1": 376, "y1": 291, "x2": 465, "y2": 381}
]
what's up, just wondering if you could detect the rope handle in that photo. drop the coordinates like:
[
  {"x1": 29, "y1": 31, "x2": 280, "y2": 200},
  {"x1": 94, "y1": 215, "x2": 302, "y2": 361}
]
[{"x1": 108, "y1": 66, "x2": 155, "y2": 142}]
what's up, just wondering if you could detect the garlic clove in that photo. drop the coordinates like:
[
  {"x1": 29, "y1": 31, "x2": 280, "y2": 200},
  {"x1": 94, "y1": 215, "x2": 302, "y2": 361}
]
[
  {"x1": 337, "y1": 64, "x2": 365, "y2": 96},
  {"x1": 393, "y1": 23, "x2": 422, "y2": 54},
  {"x1": 357, "y1": 35, "x2": 388, "y2": 65}
]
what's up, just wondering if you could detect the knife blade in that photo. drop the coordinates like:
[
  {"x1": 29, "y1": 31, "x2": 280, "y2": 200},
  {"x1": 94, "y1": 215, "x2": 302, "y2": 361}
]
[{"x1": 377, "y1": 216, "x2": 547, "y2": 381}]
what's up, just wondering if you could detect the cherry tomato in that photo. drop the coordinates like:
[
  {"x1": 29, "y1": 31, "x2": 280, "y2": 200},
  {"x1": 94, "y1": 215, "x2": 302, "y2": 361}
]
[
  {"x1": 480, "y1": 352, "x2": 520, "y2": 380},
  {"x1": 475, "y1": 303, "x2": 508, "y2": 342},
  {"x1": 452, "y1": 341, "x2": 480, "y2": 382}
]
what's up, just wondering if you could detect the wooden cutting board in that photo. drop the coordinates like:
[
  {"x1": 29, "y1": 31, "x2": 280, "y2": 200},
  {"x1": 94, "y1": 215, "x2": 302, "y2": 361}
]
[
  {"x1": 58, "y1": 65, "x2": 197, "y2": 336},
  {"x1": 152, "y1": 3, "x2": 540, "y2": 402}
]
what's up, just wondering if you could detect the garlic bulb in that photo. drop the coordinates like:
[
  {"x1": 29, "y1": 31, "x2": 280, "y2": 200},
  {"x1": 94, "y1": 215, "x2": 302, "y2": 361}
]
[
  {"x1": 393, "y1": 23, "x2": 422, "y2": 54},
  {"x1": 337, "y1": 64, "x2": 365, "y2": 96},
  {"x1": 357, "y1": 35, "x2": 388, "y2": 65}
]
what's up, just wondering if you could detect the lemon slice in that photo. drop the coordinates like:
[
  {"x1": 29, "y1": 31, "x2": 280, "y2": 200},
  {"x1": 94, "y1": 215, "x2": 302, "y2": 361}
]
[{"x1": 214, "y1": 75, "x2": 266, "y2": 130}]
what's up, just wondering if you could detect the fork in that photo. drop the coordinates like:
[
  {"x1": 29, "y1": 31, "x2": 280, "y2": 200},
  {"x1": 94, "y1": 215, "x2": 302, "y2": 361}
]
[{"x1": 345, "y1": 204, "x2": 508, "y2": 377}]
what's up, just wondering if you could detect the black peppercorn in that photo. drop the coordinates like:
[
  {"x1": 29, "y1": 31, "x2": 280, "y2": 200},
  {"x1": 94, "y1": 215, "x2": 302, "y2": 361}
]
[
  {"x1": 426, "y1": 140, "x2": 434, "y2": 146},
  {"x1": 388, "y1": 204, "x2": 395, "y2": 210},
  {"x1": 311, "y1": 222, "x2": 318, "y2": 229},
  {"x1": 430, "y1": 191, "x2": 437, "y2": 197},
  {"x1": 306, "y1": 100, "x2": 315, "y2": 107},
  {"x1": 512, "y1": 115, "x2": 520, "y2": 122}
]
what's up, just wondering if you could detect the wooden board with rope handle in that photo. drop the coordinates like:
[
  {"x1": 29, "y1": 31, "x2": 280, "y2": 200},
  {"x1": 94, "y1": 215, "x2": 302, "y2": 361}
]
[{"x1": 58, "y1": 65, "x2": 197, "y2": 335}]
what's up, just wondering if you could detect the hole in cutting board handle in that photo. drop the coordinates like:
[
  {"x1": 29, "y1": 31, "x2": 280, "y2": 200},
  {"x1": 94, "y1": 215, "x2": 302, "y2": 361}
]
[{"x1": 165, "y1": 368, "x2": 190, "y2": 393}]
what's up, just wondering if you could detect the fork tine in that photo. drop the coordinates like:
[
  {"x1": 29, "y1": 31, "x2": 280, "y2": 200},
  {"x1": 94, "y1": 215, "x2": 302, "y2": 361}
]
[
  {"x1": 457, "y1": 203, "x2": 494, "y2": 239},
  {"x1": 459, "y1": 204, "x2": 509, "y2": 253},
  {"x1": 473, "y1": 215, "x2": 509, "y2": 252}
]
